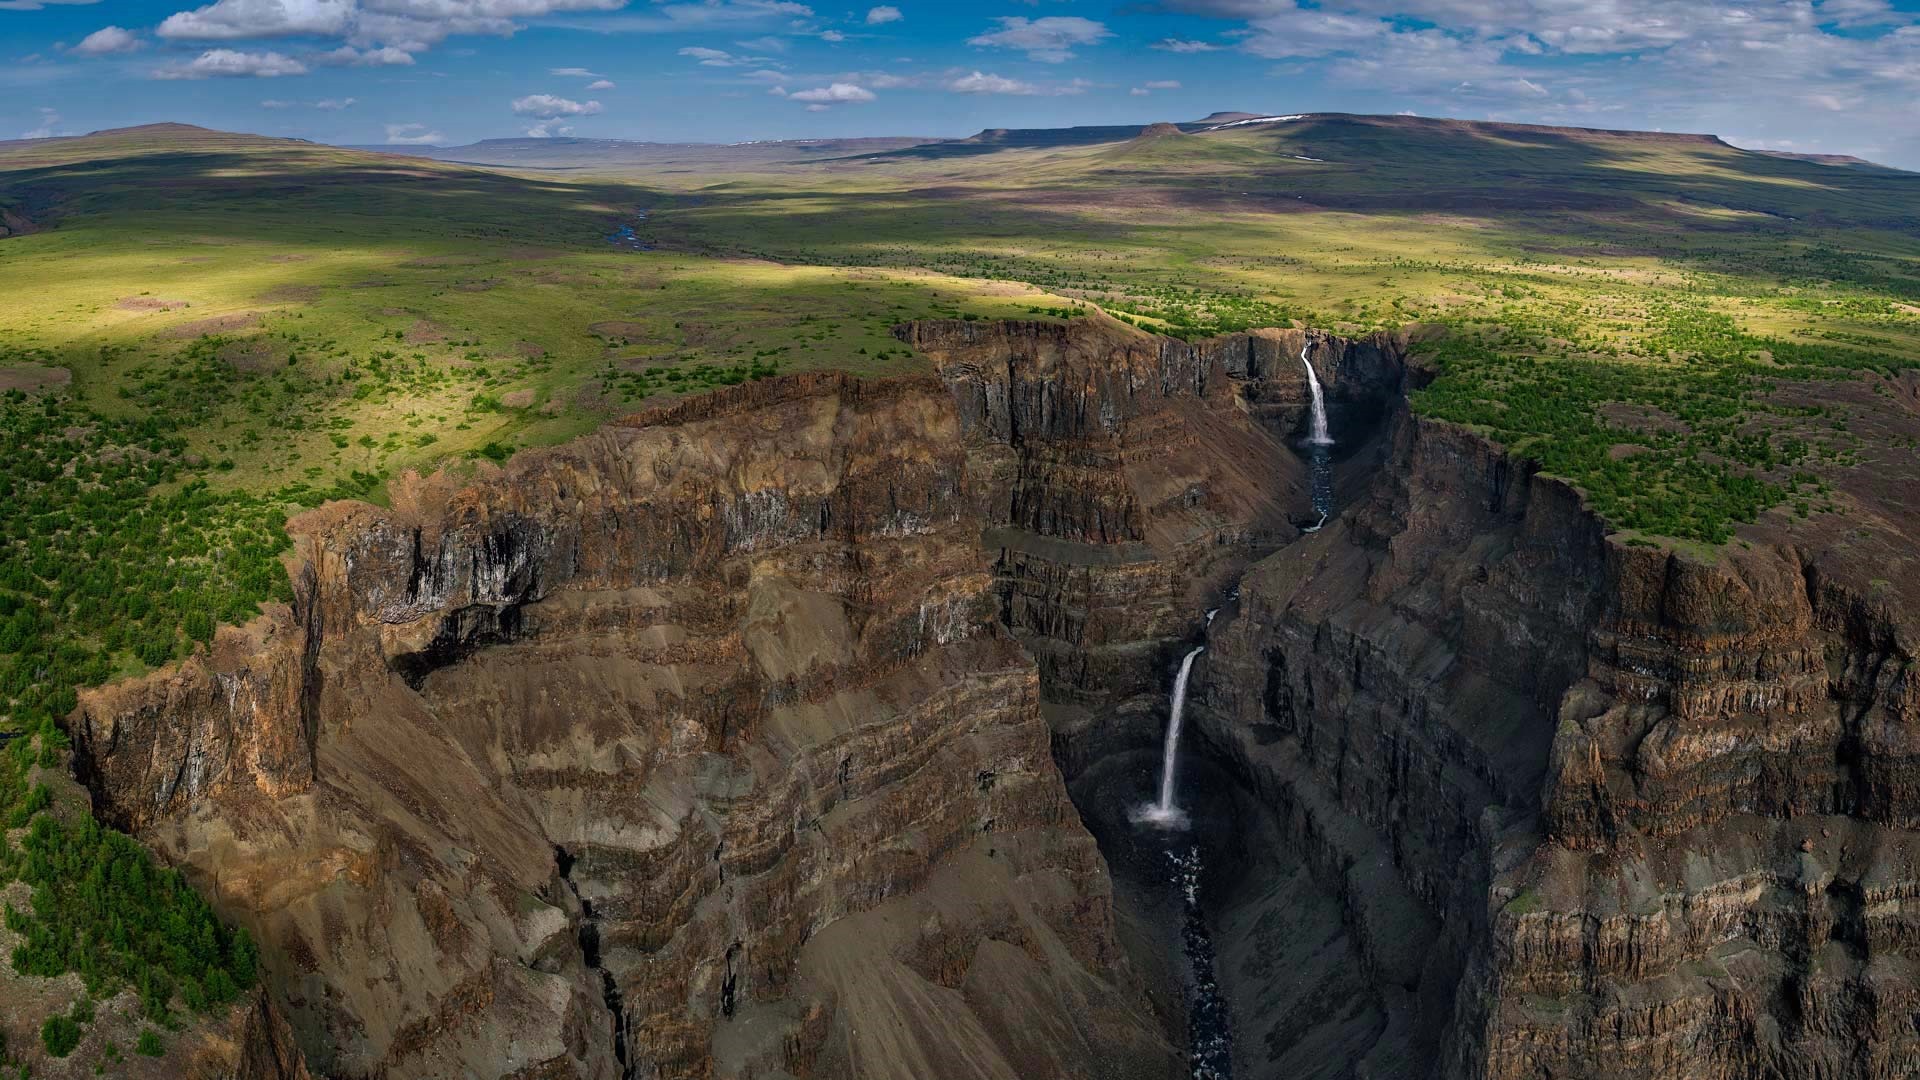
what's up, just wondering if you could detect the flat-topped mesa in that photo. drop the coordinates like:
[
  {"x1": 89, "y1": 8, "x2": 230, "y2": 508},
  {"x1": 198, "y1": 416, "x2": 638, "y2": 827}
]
[{"x1": 70, "y1": 359, "x2": 1175, "y2": 1080}]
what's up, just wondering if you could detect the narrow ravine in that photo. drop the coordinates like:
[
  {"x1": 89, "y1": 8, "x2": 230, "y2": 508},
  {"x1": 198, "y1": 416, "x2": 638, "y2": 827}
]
[{"x1": 556, "y1": 845, "x2": 637, "y2": 1080}]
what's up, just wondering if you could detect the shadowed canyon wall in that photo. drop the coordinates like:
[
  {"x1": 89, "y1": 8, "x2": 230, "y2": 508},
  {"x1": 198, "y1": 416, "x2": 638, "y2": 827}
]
[
  {"x1": 70, "y1": 367, "x2": 1177, "y2": 1080},
  {"x1": 66, "y1": 318, "x2": 1920, "y2": 1079}
]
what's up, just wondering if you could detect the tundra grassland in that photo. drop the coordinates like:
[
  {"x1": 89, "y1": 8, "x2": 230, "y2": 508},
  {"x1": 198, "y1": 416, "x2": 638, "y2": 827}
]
[{"x1": 1, "y1": 114, "x2": 1918, "y2": 1068}]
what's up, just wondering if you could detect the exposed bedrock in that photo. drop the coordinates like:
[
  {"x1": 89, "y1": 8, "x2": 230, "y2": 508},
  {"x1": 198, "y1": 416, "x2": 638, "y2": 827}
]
[
  {"x1": 65, "y1": 315, "x2": 1919, "y2": 1080},
  {"x1": 897, "y1": 317, "x2": 1412, "y2": 770},
  {"x1": 71, "y1": 367, "x2": 1177, "y2": 1079},
  {"x1": 1190, "y1": 373, "x2": 1920, "y2": 1078}
]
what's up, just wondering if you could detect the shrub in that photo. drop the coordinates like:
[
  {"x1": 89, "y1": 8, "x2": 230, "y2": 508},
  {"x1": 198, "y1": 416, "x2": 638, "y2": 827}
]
[{"x1": 41, "y1": 1014, "x2": 81, "y2": 1058}]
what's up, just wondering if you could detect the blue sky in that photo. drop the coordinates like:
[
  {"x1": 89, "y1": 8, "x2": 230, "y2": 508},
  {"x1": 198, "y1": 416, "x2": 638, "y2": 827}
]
[{"x1": 4, "y1": 1, "x2": 1919, "y2": 167}]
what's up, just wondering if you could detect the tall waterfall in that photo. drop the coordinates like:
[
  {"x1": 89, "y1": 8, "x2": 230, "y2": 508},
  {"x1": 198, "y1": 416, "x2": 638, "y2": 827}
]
[
  {"x1": 1136, "y1": 645, "x2": 1206, "y2": 829},
  {"x1": 1301, "y1": 341, "x2": 1332, "y2": 446}
]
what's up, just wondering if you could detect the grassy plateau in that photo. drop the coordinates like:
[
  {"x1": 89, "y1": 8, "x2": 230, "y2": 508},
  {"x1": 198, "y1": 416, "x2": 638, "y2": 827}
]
[{"x1": 0, "y1": 111, "x2": 1918, "y2": 1069}]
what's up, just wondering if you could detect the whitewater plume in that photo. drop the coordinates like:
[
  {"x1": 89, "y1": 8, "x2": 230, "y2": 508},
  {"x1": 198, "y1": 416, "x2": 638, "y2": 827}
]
[
  {"x1": 1301, "y1": 341, "x2": 1332, "y2": 447},
  {"x1": 1135, "y1": 646, "x2": 1206, "y2": 830}
]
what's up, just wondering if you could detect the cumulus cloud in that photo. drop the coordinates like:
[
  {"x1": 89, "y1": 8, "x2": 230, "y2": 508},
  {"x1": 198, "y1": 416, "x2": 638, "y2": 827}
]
[
  {"x1": 865, "y1": 5, "x2": 900, "y2": 25},
  {"x1": 1152, "y1": 38, "x2": 1220, "y2": 53},
  {"x1": 19, "y1": 107, "x2": 60, "y2": 140},
  {"x1": 511, "y1": 92, "x2": 602, "y2": 117},
  {"x1": 945, "y1": 70, "x2": 1088, "y2": 96},
  {"x1": 155, "y1": 0, "x2": 627, "y2": 57},
  {"x1": 967, "y1": 15, "x2": 1110, "y2": 63},
  {"x1": 72, "y1": 26, "x2": 142, "y2": 55},
  {"x1": 153, "y1": 48, "x2": 309, "y2": 78},
  {"x1": 384, "y1": 121, "x2": 444, "y2": 144},
  {"x1": 586, "y1": 78, "x2": 614, "y2": 89},
  {"x1": 158, "y1": 0, "x2": 356, "y2": 41},
  {"x1": 789, "y1": 81, "x2": 874, "y2": 103},
  {"x1": 678, "y1": 44, "x2": 778, "y2": 67},
  {"x1": 317, "y1": 44, "x2": 415, "y2": 65}
]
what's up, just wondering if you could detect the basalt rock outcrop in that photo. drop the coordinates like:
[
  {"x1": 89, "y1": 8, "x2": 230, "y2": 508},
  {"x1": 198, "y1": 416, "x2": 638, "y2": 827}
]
[
  {"x1": 67, "y1": 316, "x2": 1920, "y2": 1080},
  {"x1": 1192, "y1": 352, "x2": 1920, "y2": 1078},
  {"x1": 898, "y1": 318, "x2": 1410, "y2": 769},
  {"x1": 72, "y1": 367, "x2": 1177, "y2": 1080}
]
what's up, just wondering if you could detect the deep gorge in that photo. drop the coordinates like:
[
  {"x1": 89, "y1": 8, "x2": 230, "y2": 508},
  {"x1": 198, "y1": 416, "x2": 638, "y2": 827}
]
[{"x1": 66, "y1": 318, "x2": 1920, "y2": 1079}]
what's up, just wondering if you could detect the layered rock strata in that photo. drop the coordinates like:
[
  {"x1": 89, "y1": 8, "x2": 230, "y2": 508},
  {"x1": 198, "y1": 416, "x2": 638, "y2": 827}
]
[
  {"x1": 66, "y1": 315, "x2": 1920, "y2": 1080},
  {"x1": 898, "y1": 318, "x2": 1410, "y2": 767},
  {"x1": 72, "y1": 368, "x2": 1175, "y2": 1079},
  {"x1": 1194, "y1": 355, "x2": 1920, "y2": 1078}
]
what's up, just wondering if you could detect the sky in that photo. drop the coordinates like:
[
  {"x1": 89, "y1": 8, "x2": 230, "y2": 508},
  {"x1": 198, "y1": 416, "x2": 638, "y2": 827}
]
[{"x1": 2, "y1": 0, "x2": 1918, "y2": 167}]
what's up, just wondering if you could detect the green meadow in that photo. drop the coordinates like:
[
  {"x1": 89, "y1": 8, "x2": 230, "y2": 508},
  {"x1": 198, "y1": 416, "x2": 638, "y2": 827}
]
[
  {"x1": 1, "y1": 116, "x2": 1917, "y2": 739},
  {"x1": 1, "y1": 111, "x2": 1918, "y2": 1067}
]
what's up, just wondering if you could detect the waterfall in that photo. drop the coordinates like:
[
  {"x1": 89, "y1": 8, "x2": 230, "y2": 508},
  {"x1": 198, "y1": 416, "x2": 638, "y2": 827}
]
[
  {"x1": 1300, "y1": 340, "x2": 1334, "y2": 532},
  {"x1": 1300, "y1": 341, "x2": 1332, "y2": 447},
  {"x1": 1135, "y1": 646, "x2": 1206, "y2": 829}
]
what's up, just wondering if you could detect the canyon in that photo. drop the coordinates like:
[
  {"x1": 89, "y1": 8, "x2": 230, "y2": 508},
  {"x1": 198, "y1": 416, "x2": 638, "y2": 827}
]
[{"x1": 67, "y1": 317, "x2": 1920, "y2": 1079}]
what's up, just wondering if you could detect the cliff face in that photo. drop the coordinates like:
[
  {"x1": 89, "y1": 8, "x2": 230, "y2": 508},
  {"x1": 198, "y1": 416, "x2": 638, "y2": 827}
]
[
  {"x1": 72, "y1": 370, "x2": 1173, "y2": 1080},
  {"x1": 899, "y1": 318, "x2": 1410, "y2": 765},
  {"x1": 67, "y1": 317, "x2": 1920, "y2": 1080},
  {"x1": 1194, "y1": 358, "x2": 1920, "y2": 1078}
]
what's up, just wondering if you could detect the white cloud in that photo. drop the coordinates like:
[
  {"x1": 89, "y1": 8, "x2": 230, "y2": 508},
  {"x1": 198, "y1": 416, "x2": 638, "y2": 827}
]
[
  {"x1": 678, "y1": 44, "x2": 778, "y2": 67},
  {"x1": 947, "y1": 70, "x2": 1036, "y2": 95},
  {"x1": 20, "y1": 107, "x2": 60, "y2": 140},
  {"x1": 153, "y1": 48, "x2": 309, "y2": 79},
  {"x1": 736, "y1": 35, "x2": 786, "y2": 52},
  {"x1": 818, "y1": 28, "x2": 843, "y2": 41},
  {"x1": 384, "y1": 121, "x2": 444, "y2": 144},
  {"x1": 550, "y1": 66, "x2": 598, "y2": 76},
  {"x1": 1145, "y1": 79, "x2": 1181, "y2": 89},
  {"x1": 967, "y1": 15, "x2": 1111, "y2": 63},
  {"x1": 945, "y1": 70, "x2": 1089, "y2": 96},
  {"x1": 158, "y1": 0, "x2": 357, "y2": 41},
  {"x1": 318, "y1": 44, "x2": 415, "y2": 65},
  {"x1": 543, "y1": 0, "x2": 811, "y2": 34},
  {"x1": 511, "y1": 92, "x2": 603, "y2": 116},
  {"x1": 72, "y1": 26, "x2": 142, "y2": 56},
  {"x1": 154, "y1": 0, "x2": 628, "y2": 56},
  {"x1": 0, "y1": 0, "x2": 102, "y2": 10},
  {"x1": 1153, "y1": 38, "x2": 1220, "y2": 53},
  {"x1": 789, "y1": 81, "x2": 875, "y2": 102},
  {"x1": 865, "y1": 5, "x2": 900, "y2": 25},
  {"x1": 1130, "y1": 87, "x2": 1150, "y2": 96},
  {"x1": 804, "y1": 103, "x2": 829, "y2": 111},
  {"x1": 262, "y1": 96, "x2": 356, "y2": 108},
  {"x1": 586, "y1": 78, "x2": 614, "y2": 89}
]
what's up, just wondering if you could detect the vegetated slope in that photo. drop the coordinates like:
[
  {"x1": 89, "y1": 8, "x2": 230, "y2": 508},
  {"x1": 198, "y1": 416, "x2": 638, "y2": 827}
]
[
  {"x1": 0, "y1": 122, "x2": 1063, "y2": 1076},
  {"x1": 360, "y1": 134, "x2": 944, "y2": 170},
  {"x1": 70, "y1": 369, "x2": 1180, "y2": 1080},
  {"x1": 4, "y1": 109, "x2": 1919, "y2": 1077},
  {"x1": 634, "y1": 111, "x2": 1920, "y2": 545}
]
